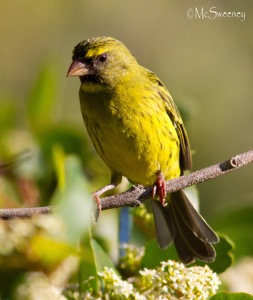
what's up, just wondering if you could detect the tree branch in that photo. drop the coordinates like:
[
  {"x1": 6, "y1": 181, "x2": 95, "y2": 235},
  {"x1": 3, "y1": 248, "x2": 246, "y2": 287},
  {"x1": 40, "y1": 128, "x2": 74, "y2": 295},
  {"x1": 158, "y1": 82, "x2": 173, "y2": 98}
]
[
  {"x1": 0, "y1": 149, "x2": 253, "y2": 219},
  {"x1": 0, "y1": 206, "x2": 53, "y2": 219}
]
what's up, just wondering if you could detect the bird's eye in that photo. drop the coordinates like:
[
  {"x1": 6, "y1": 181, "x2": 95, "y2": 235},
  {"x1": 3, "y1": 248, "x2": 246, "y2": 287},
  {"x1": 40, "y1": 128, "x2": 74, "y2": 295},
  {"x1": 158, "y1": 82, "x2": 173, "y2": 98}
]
[{"x1": 98, "y1": 53, "x2": 107, "y2": 63}]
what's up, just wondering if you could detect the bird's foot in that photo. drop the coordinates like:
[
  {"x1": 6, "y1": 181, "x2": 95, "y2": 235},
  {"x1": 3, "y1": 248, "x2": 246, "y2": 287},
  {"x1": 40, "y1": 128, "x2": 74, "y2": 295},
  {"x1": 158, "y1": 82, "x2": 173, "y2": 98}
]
[
  {"x1": 91, "y1": 191, "x2": 102, "y2": 221},
  {"x1": 152, "y1": 171, "x2": 167, "y2": 207},
  {"x1": 92, "y1": 191, "x2": 102, "y2": 210},
  {"x1": 92, "y1": 183, "x2": 117, "y2": 220}
]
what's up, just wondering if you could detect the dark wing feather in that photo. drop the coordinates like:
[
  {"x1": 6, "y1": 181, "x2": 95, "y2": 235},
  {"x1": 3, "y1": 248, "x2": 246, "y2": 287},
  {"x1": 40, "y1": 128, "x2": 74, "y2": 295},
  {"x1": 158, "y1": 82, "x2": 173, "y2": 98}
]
[{"x1": 147, "y1": 70, "x2": 192, "y2": 172}]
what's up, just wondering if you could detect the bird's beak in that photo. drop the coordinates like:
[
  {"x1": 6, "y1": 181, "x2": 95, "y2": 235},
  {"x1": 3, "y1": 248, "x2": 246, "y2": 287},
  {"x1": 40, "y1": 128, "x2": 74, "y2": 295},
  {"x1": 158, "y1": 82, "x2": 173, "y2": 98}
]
[{"x1": 67, "y1": 60, "x2": 90, "y2": 77}]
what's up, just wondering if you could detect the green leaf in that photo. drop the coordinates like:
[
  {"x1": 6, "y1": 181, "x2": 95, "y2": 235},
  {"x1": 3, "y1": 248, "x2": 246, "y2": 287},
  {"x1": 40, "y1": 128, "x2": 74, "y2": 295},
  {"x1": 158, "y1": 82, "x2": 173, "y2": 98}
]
[
  {"x1": 210, "y1": 292, "x2": 253, "y2": 300},
  {"x1": 212, "y1": 206, "x2": 253, "y2": 259},
  {"x1": 27, "y1": 63, "x2": 58, "y2": 132},
  {"x1": 141, "y1": 240, "x2": 178, "y2": 269},
  {"x1": 78, "y1": 235, "x2": 99, "y2": 293},
  {"x1": 52, "y1": 154, "x2": 91, "y2": 245},
  {"x1": 197, "y1": 234, "x2": 235, "y2": 274},
  {"x1": 91, "y1": 238, "x2": 118, "y2": 274},
  {"x1": 78, "y1": 237, "x2": 117, "y2": 294},
  {"x1": 78, "y1": 235, "x2": 118, "y2": 293}
]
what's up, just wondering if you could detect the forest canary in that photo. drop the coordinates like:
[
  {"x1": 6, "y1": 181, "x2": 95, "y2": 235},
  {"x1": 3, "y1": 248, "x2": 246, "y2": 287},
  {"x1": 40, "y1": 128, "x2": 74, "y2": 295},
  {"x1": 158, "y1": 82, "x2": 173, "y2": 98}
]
[{"x1": 67, "y1": 36, "x2": 219, "y2": 264}]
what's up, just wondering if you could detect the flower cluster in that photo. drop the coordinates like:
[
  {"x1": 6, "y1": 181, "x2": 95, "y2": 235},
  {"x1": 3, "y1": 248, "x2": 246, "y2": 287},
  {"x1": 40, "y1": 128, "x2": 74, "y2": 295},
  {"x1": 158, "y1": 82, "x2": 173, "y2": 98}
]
[
  {"x1": 119, "y1": 244, "x2": 145, "y2": 274},
  {"x1": 98, "y1": 267, "x2": 143, "y2": 300},
  {"x1": 140, "y1": 260, "x2": 221, "y2": 299},
  {"x1": 94, "y1": 260, "x2": 220, "y2": 299}
]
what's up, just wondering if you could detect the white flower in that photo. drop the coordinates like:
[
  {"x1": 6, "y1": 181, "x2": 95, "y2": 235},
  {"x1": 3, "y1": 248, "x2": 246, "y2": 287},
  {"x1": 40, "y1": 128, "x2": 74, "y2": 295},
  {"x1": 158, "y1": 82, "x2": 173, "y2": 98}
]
[
  {"x1": 139, "y1": 260, "x2": 220, "y2": 299},
  {"x1": 98, "y1": 267, "x2": 144, "y2": 299}
]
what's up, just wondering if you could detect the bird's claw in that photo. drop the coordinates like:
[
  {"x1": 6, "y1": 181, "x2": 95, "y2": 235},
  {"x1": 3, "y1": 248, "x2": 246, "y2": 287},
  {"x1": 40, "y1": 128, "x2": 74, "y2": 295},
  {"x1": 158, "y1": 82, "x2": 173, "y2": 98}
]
[
  {"x1": 152, "y1": 172, "x2": 167, "y2": 207},
  {"x1": 92, "y1": 192, "x2": 102, "y2": 221}
]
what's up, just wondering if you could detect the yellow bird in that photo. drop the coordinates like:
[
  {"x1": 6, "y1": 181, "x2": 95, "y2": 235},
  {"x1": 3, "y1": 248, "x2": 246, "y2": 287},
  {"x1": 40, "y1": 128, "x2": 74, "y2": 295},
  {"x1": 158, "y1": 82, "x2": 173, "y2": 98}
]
[{"x1": 67, "y1": 36, "x2": 219, "y2": 264}]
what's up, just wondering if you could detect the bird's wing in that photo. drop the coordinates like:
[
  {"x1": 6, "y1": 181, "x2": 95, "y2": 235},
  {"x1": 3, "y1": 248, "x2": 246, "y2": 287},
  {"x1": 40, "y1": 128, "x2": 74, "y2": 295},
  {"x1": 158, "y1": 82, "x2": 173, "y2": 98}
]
[{"x1": 147, "y1": 70, "x2": 192, "y2": 172}]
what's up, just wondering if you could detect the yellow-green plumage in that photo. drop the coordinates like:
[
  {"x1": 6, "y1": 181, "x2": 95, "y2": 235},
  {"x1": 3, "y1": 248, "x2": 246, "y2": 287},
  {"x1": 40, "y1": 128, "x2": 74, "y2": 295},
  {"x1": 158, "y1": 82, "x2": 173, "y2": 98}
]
[
  {"x1": 68, "y1": 36, "x2": 219, "y2": 264},
  {"x1": 81, "y1": 70, "x2": 181, "y2": 185}
]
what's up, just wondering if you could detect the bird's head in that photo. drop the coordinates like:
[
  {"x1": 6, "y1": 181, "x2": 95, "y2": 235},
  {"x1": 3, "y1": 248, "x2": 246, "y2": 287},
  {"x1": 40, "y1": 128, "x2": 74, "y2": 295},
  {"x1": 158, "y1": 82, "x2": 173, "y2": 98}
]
[{"x1": 67, "y1": 36, "x2": 137, "y2": 86}]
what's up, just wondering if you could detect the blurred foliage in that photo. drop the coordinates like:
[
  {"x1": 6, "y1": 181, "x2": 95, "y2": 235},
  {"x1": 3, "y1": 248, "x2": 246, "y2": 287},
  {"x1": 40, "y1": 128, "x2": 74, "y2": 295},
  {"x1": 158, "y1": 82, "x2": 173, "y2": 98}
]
[{"x1": 1, "y1": 0, "x2": 253, "y2": 297}]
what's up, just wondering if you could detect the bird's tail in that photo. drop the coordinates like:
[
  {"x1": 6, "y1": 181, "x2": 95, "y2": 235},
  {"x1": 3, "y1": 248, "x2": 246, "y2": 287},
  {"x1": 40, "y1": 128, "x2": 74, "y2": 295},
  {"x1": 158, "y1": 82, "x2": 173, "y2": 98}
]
[{"x1": 151, "y1": 189, "x2": 219, "y2": 264}]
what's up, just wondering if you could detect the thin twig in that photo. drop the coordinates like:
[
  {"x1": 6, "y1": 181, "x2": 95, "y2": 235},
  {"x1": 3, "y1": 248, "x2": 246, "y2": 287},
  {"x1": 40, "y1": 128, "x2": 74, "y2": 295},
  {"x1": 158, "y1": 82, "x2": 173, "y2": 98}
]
[
  {"x1": 0, "y1": 149, "x2": 252, "y2": 219},
  {"x1": 0, "y1": 206, "x2": 53, "y2": 219}
]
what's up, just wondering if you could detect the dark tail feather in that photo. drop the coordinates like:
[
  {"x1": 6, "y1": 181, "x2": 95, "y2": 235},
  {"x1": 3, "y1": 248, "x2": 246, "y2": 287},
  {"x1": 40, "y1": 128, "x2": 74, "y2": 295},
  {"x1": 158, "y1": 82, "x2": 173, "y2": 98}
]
[
  {"x1": 151, "y1": 199, "x2": 175, "y2": 248},
  {"x1": 151, "y1": 189, "x2": 219, "y2": 264}
]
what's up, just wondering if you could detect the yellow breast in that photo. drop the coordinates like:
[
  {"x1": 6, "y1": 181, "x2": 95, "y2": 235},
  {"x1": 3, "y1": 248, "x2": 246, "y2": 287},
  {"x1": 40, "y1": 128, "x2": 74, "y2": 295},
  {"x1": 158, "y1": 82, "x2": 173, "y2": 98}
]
[{"x1": 80, "y1": 84, "x2": 181, "y2": 185}]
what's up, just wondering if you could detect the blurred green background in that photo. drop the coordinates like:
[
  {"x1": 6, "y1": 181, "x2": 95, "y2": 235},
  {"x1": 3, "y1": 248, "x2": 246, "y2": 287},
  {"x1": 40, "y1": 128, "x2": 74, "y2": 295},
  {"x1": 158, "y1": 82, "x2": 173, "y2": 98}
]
[
  {"x1": 1, "y1": 0, "x2": 253, "y2": 295},
  {"x1": 1, "y1": 0, "x2": 252, "y2": 214}
]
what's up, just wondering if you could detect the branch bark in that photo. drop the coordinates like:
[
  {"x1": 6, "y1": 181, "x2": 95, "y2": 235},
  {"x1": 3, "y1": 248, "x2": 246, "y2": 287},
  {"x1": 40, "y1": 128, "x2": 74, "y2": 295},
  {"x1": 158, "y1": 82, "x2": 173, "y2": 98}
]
[{"x1": 0, "y1": 149, "x2": 253, "y2": 219}]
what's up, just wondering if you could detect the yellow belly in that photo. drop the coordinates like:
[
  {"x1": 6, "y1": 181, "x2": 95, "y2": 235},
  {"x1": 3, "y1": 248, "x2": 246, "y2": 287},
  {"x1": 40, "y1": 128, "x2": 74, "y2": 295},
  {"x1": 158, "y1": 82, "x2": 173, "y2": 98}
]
[{"x1": 80, "y1": 89, "x2": 181, "y2": 185}]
